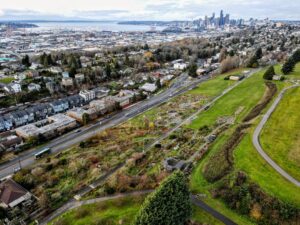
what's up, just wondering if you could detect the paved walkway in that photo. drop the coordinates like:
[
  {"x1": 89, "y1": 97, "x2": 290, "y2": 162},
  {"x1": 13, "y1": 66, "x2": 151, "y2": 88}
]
[
  {"x1": 41, "y1": 190, "x2": 237, "y2": 225},
  {"x1": 252, "y1": 84, "x2": 300, "y2": 187}
]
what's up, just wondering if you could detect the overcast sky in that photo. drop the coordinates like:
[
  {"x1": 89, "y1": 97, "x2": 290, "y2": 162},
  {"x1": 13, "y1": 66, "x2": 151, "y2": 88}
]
[{"x1": 0, "y1": 0, "x2": 299, "y2": 21}]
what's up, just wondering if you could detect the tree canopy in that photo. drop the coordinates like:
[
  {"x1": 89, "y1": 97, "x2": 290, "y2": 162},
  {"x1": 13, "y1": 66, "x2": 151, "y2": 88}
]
[
  {"x1": 134, "y1": 171, "x2": 192, "y2": 225},
  {"x1": 263, "y1": 66, "x2": 275, "y2": 80}
]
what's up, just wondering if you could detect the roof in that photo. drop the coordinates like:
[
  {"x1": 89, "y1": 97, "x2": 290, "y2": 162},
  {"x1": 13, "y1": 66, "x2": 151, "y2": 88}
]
[{"x1": 0, "y1": 179, "x2": 28, "y2": 206}]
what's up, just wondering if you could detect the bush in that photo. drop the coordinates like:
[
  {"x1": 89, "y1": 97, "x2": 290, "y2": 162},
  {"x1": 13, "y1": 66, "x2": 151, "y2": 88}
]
[{"x1": 134, "y1": 171, "x2": 191, "y2": 225}]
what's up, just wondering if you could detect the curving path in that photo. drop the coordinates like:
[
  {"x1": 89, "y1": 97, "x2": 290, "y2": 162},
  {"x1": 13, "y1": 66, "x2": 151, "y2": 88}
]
[{"x1": 252, "y1": 84, "x2": 300, "y2": 187}]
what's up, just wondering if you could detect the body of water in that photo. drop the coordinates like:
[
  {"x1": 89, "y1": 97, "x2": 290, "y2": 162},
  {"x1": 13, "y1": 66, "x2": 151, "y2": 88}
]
[{"x1": 26, "y1": 21, "x2": 165, "y2": 32}]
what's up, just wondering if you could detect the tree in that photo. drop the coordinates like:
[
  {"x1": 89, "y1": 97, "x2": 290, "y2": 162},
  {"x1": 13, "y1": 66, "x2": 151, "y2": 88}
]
[
  {"x1": 82, "y1": 113, "x2": 90, "y2": 125},
  {"x1": 134, "y1": 171, "x2": 192, "y2": 225},
  {"x1": 188, "y1": 63, "x2": 198, "y2": 78},
  {"x1": 155, "y1": 78, "x2": 162, "y2": 89},
  {"x1": 263, "y1": 66, "x2": 275, "y2": 80},
  {"x1": 282, "y1": 57, "x2": 295, "y2": 75},
  {"x1": 247, "y1": 55, "x2": 259, "y2": 68},
  {"x1": 21, "y1": 55, "x2": 31, "y2": 67},
  {"x1": 255, "y1": 48, "x2": 263, "y2": 59}
]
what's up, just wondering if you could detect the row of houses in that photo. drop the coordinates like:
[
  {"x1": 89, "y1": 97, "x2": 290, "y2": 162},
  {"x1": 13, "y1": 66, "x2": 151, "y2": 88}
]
[{"x1": 0, "y1": 90, "x2": 98, "y2": 132}]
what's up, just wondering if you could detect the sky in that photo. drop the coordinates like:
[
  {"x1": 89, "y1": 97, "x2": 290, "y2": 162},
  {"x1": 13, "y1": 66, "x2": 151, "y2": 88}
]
[{"x1": 0, "y1": 0, "x2": 299, "y2": 21}]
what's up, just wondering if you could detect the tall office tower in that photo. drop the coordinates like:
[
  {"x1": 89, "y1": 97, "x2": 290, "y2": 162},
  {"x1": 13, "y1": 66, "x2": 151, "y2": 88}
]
[
  {"x1": 219, "y1": 10, "x2": 224, "y2": 26},
  {"x1": 225, "y1": 14, "x2": 230, "y2": 25}
]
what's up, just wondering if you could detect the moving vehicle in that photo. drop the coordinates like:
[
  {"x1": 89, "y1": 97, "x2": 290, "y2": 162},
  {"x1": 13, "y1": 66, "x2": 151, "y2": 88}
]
[{"x1": 34, "y1": 147, "x2": 51, "y2": 159}]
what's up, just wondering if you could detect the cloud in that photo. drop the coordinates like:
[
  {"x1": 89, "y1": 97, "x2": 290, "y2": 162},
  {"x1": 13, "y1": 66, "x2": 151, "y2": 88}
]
[{"x1": 0, "y1": 0, "x2": 299, "y2": 21}]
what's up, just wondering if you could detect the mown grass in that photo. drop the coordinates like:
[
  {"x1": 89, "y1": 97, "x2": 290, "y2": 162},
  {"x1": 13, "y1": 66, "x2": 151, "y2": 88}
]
[
  {"x1": 188, "y1": 69, "x2": 266, "y2": 129},
  {"x1": 50, "y1": 194, "x2": 224, "y2": 225},
  {"x1": 260, "y1": 88, "x2": 300, "y2": 181},
  {"x1": 189, "y1": 67, "x2": 300, "y2": 225},
  {"x1": 50, "y1": 196, "x2": 144, "y2": 225}
]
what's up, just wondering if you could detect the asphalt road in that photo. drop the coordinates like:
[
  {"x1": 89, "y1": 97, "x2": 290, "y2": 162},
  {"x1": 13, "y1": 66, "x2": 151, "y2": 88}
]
[
  {"x1": 0, "y1": 73, "x2": 209, "y2": 179},
  {"x1": 252, "y1": 84, "x2": 300, "y2": 187}
]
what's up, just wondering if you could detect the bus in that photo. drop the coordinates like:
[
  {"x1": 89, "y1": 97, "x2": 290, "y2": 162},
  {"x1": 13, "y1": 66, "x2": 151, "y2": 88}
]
[{"x1": 34, "y1": 148, "x2": 51, "y2": 159}]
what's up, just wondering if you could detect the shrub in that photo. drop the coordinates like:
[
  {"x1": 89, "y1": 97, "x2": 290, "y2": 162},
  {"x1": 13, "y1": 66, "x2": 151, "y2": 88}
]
[{"x1": 134, "y1": 171, "x2": 191, "y2": 225}]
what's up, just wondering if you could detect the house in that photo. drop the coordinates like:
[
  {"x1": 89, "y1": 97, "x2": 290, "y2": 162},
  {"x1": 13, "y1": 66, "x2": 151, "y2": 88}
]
[
  {"x1": 50, "y1": 100, "x2": 69, "y2": 113},
  {"x1": 32, "y1": 104, "x2": 53, "y2": 120},
  {"x1": 65, "y1": 95, "x2": 85, "y2": 108},
  {"x1": 4, "y1": 83, "x2": 22, "y2": 93},
  {"x1": 46, "y1": 81, "x2": 59, "y2": 94},
  {"x1": 0, "y1": 179, "x2": 32, "y2": 208},
  {"x1": 28, "y1": 83, "x2": 41, "y2": 92},
  {"x1": 49, "y1": 66, "x2": 63, "y2": 74},
  {"x1": 93, "y1": 87, "x2": 110, "y2": 99},
  {"x1": 79, "y1": 90, "x2": 96, "y2": 102},
  {"x1": 61, "y1": 77, "x2": 73, "y2": 87},
  {"x1": 14, "y1": 73, "x2": 26, "y2": 81},
  {"x1": 26, "y1": 70, "x2": 39, "y2": 78},
  {"x1": 0, "y1": 115, "x2": 13, "y2": 131},
  {"x1": 62, "y1": 71, "x2": 70, "y2": 78},
  {"x1": 0, "y1": 131, "x2": 22, "y2": 151},
  {"x1": 174, "y1": 62, "x2": 187, "y2": 70},
  {"x1": 196, "y1": 68, "x2": 207, "y2": 76},
  {"x1": 163, "y1": 157, "x2": 188, "y2": 172},
  {"x1": 140, "y1": 83, "x2": 157, "y2": 93},
  {"x1": 9, "y1": 111, "x2": 29, "y2": 127},
  {"x1": 75, "y1": 74, "x2": 85, "y2": 83}
]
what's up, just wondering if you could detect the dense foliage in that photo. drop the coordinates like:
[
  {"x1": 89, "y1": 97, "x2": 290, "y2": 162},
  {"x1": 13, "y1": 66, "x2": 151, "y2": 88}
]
[
  {"x1": 263, "y1": 66, "x2": 275, "y2": 80},
  {"x1": 214, "y1": 172, "x2": 300, "y2": 225},
  {"x1": 282, "y1": 49, "x2": 300, "y2": 74},
  {"x1": 134, "y1": 171, "x2": 192, "y2": 225}
]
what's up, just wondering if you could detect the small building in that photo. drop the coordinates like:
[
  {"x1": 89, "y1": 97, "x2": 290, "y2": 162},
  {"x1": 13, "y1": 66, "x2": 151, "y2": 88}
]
[
  {"x1": 229, "y1": 75, "x2": 245, "y2": 81},
  {"x1": 0, "y1": 179, "x2": 32, "y2": 208},
  {"x1": 79, "y1": 90, "x2": 96, "y2": 102},
  {"x1": 4, "y1": 83, "x2": 22, "y2": 93},
  {"x1": 174, "y1": 63, "x2": 187, "y2": 70},
  {"x1": 50, "y1": 99, "x2": 69, "y2": 113},
  {"x1": 75, "y1": 74, "x2": 85, "y2": 83},
  {"x1": 196, "y1": 68, "x2": 207, "y2": 76},
  {"x1": 46, "y1": 81, "x2": 59, "y2": 94},
  {"x1": 28, "y1": 83, "x2": 41, "y2": 92},
  {"x1": 61, "y1": 77, "x2": 73, "y2": 87},
  {"x1": 140, "y1": 83, "x2": 157, "y2": 93},
  {"x1": 16, "y1": 114, "x2": 77, "y2": 139}
]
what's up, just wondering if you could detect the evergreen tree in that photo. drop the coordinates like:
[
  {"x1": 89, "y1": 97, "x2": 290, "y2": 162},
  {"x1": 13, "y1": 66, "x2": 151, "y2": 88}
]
[
  {"x1": 21, "y1": 55, "x2": 31, "y2": 67},
  {"x1": 135, "y1": 171, "x2": 192, "y2": 225},
  {"x1": 247, "y1": 55, "x2": 259, "y2": 68},
  {"x1": 155, "y1": 78, "x2": 162, "y2": 89},
  {"x1": 263, "y1": 66, "x2": 275, "y2": 80},
  {"x1": 282, "y1": 57, "x2": 295, "y2": 75},
  {"x1": 255, "y1": 48, "x2": 263, "y2": 59},
  {"x1": 188, "y1": 63, "x2": 198, "y2": 78}
]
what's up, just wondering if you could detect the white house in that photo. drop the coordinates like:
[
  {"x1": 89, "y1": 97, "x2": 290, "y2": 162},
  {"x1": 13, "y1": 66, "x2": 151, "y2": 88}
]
[
  {"x1": 79, "y1": 90, "x2": 96, "y2": 102},
  {"x1": 4, "y1": 83, "x2": 22, "y2": 93},
  {"x1": 28, "y1": 83, "x2": 41, "y2": 92},
  {"x1": 141, "y1": 83, "x2": 157, "y2": 93},
  {"x1": 174, "y1": 63, "x2": 187, "y2": 70}
]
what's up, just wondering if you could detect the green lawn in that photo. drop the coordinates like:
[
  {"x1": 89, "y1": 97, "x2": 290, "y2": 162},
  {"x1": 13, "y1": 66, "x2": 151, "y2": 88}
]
[
  {"x1": 50, "y1": 195, "x2": 224, "y2": 225},
  {"x1": 188, "y1": 68, "x2": 246, "y2": 97},
  {"x1": 0, "y1": 77, "x2": 15, "y2": 84},
  {"x1": 188, "y1": 69, "x2": 266, "y2": 129},
  {"x1": 189, "y1": 67, "x2": 300, "y2": 225},
  {"x1": 260, "y1": 86, "x2": 300, "y2": 181},
  {"x1": 274, "y1": 62, "x2": 300, "y2": 80}
]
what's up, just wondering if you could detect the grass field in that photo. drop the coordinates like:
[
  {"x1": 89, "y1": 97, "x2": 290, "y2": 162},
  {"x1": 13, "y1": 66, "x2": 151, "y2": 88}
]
[
  {"x1": 189, "y1": 67, "x2": 300, "y2": 225},
  {"x1": 50, "y1": 195, "x2": 223, "y2": 225},
  {"x1": 0, "y1": 77, "x2": 15, "y2": 84},
  {"x1": 188, "y1": 69, "x2": 265, "y2": 129}
]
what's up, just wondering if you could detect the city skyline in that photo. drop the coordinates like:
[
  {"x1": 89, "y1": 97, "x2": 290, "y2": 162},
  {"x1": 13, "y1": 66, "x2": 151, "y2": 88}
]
[{"x1": 0, "y1": 0, "x2": 299, "y2": 21}]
